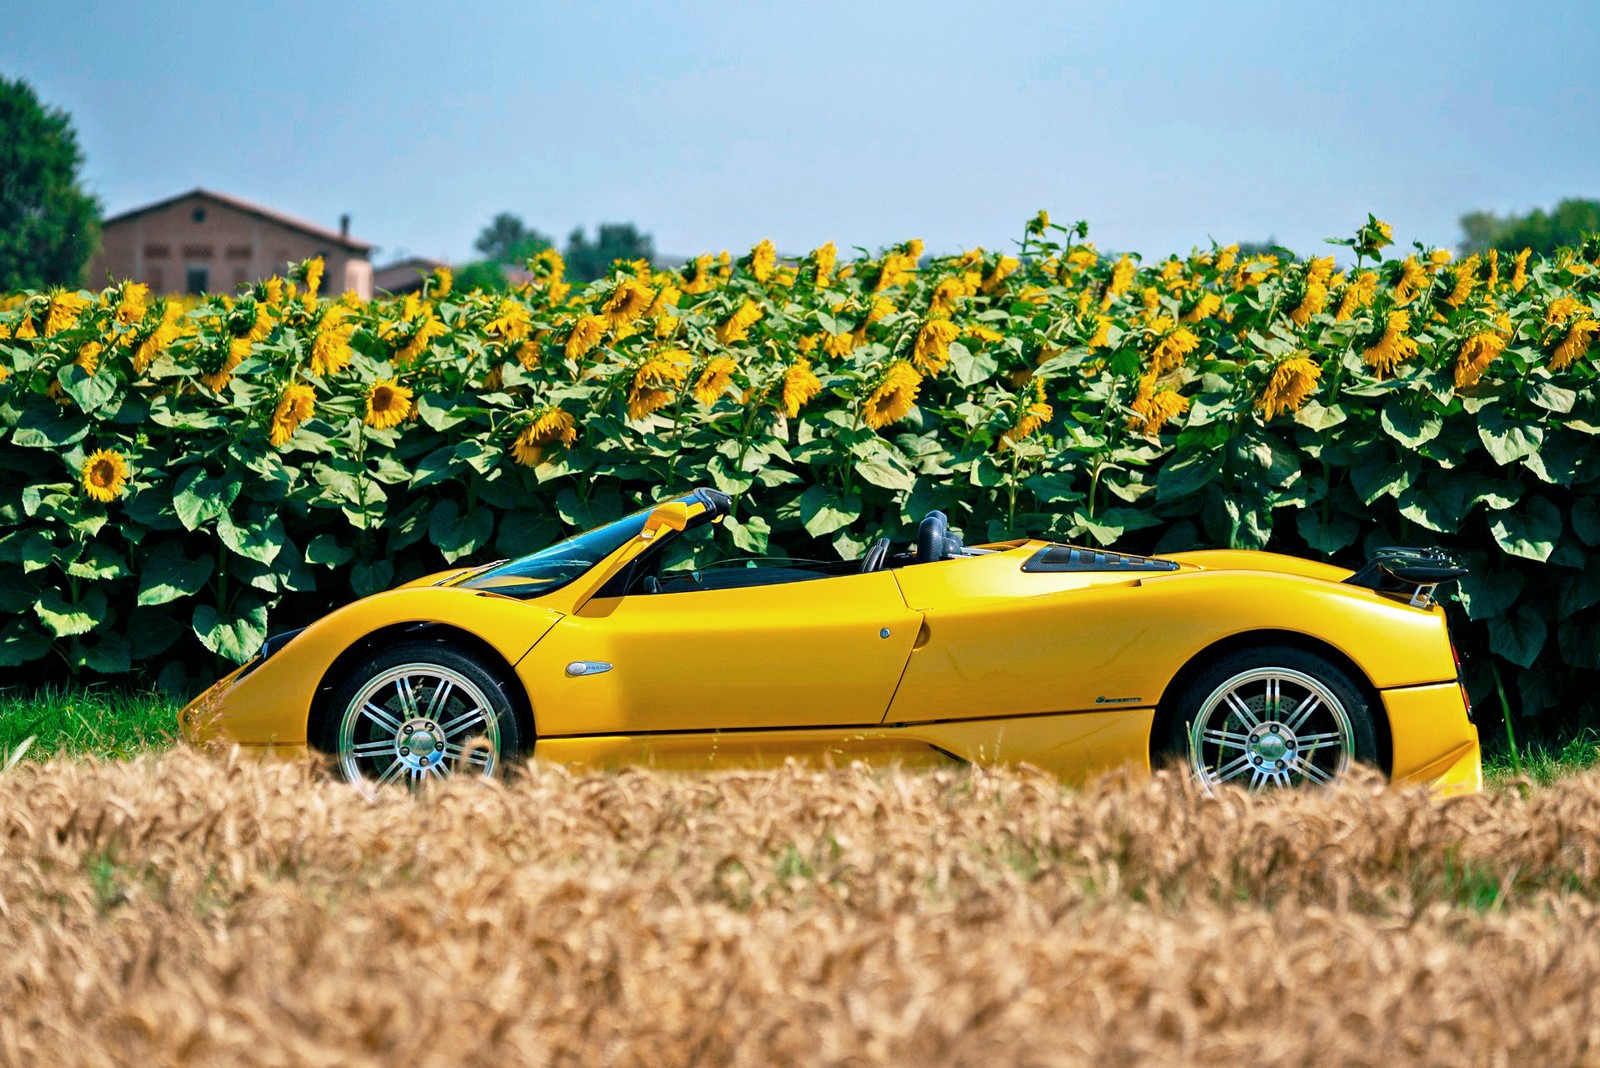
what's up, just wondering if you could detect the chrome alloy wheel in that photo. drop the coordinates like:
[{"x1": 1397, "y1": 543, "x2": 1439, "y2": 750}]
[
  {"x1": 1187, "y1": 667, "x2": 1353, "y2": 789},
  {"x1": 337, "y1": 663, "x2": 500, "y2": 786}
]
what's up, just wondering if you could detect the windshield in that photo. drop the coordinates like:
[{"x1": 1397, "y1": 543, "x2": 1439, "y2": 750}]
[{"x1": 455, "y1": 506, "x2": 654, "y2": 599}]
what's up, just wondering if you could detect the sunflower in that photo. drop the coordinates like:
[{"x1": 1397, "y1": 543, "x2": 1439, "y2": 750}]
[
  {"x1": 129, "y1": 303, "x2": 181, "y2": 375},
  {"x1": 1511, "y1": 248, "x2": 1531, "y2": 292},
  {"x1": 364, "y1": 379, "x2": 413, "y2": 430},
  {"x1": 1361, "y1": 310, "x2": 1418, "y2": 376},
  {"x1": 269, "y1": 383, "x2": 317, "y2": 446},
  {"x1": 810, "y1": 242, "x2": 837, "y2": 286},
  {"x1": 115, "y1": 282, "x2": 150, "y2": 326},
  {"x1": 747, "y1": 239, "x2": 777, "y2": 283},
  {"x1": 1181, "y1": 292, "x2": 1222, "y2": 323},
  {"x1": 81, "y1": 448, "x2": 130, "y2": 502},
  {"x1": 395, "y1": 315, "x2": 445, "y2": 366},
  {"x1": 509, "y1": 407, "x2": 578, "y2": 467},
  {"x1": 1288, "y1": 280, "x2": 1327, "y2": 326},
  {"x1": 1000, "y1": 378, "x2": 1053, "y2": 448},
  {"x1": 693, "y1": 356, "x2": 738, "y2": 406},
  {"x1": 822, "y1": 331, "x2": 857, "y2": 358},
  {"x1": 601, "y1": 280, "x2": 654, "y2": 330},
  {"x1": 1454, "y1": 331, "x2": 1507, "y2": 388},
  {"x1": 627, "y1": 351, "x2": 689, "y2": 421},
  {"x1": 565, "y1": 315, "x2": 606, "y2": 360},
  {"x1": 1256, "y1": 355, "x2": 1322, "y2": 420},
  {"x1": 715, "y1": 300, "x2": 764, "y2": 345},
  {"x1": 200, "y1": 338, "x2": 250, "y2": 392},
  {"x1": 1146, "y1": 317, "x2": 1199, "y2": 374},
  {"x1": 44, "y1": 291, "x2": 89, "y2": 336},
  {"x1": 979, "y1": 255, "x2": 1019, "y2": 295},
  {"x1": 1335, "y1": 271, "x2": 1378, "y2": 321},
  {"x1": 1552, "y1": 319, "x2": 1600, "y2": 372},
  {"x1": 1127, "y1": 374, "x2": 1189, "y2": 436},
  {"x1": 303, "y1": 256, "x2": 325, "y2": 297},
  {"x1": 1444, "y1": 255, "x2": 1479, "y2": 307},
  {"x1": 430, "y1": 266, "x2": 453, "y2": 298},
  {"x1": 779, "y1": 359, "x2": 822, "y2": 417},
  {"x1": 912, "y1": 319, "x2": 959, "y2": 375},
  {"x1": 861, "y1": 361, "x2": 922, "y2": 430},
  {"x1": 311, "y1": 306, "x2": 357, "y2": 375},
  {"x1": 1392, "y1": 257, "x2": 1429, "y2": 304},
  {"x1": 484, "y1": 299, "x2": 531, "y2": 342},
  {"x1": 1101, "y1": 256, "x2": 1136, "y2": 307}
]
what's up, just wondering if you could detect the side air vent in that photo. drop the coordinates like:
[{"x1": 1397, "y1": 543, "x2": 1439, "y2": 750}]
[{"x1": 1021, "y1": 544, "x2": 1181, "y2": 574}]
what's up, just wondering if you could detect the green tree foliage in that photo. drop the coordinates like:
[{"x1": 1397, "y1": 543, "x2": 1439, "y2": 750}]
[
  {"x1": 564, "y1": 223, "x2": 655, "y2": 282},
  {"x1": 1460, "y1": 199, "x2": 1600, "y2": 257},
  {"x1": 0, "y1": 76, "x2": 101, "y2": 290},
  {"x1": 472, "y1": 212, "x2": 552, "y2": 264}
]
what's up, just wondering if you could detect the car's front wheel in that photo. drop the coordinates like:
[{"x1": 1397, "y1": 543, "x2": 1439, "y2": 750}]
[
  {"x1": 318, "y1": 641, "x2": 526, "y2": 787},
  {"x1": 1158, "y1": 645, "x2": 1379, "y2": 789}
]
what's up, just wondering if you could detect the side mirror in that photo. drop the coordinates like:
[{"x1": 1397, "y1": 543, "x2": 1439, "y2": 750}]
[{"x1": 640, "y1": 501, "x2": 692, "y2": 541}]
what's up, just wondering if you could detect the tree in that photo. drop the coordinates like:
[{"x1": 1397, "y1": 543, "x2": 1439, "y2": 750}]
[
  {"x1": 472, "y1": 212, "x2": 552, "y2": 264},
  {"x1": 0, "y1": 76, "x2": 101, "y2": 290},
  {"x1": 1459, "y1": 198, "x2": 1600, "y2": 257},
  {"x1": 564, "y1": 223, "x2": 655, "y2": 282}
]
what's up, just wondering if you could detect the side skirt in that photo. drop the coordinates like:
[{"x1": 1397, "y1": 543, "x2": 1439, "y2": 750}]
[{"x1": 533, "y1": 708, "x2": 1154, "y2": 784}]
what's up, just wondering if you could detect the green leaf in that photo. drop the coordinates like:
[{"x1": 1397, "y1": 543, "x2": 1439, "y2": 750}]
[
  {"x1": 216, "y1": 509, "x2": 286, "y2": 564},
  {"x1": 1527, "y1": 379, "x2": 1577, "y2": 414},
  {"x1": 409, "y1": 445, "x2": 466, "y2": 489},
  {"x1": 1558, "y1": 559, "x2": 1600, "y2": 616},
  {"x1": 1454, "y1": 566, "x2": 1524, "y2": 622},
  {"x1": 798, "y1": 486, "x2": 861, "y2": 538},
  {"x1": 128, "y1": 612, "x2": 184, "y2": 659},
  {"x1": 57, "y1": 364, "x2": 119, "y2": 413},
  {"x1": 33, "y1": 587, "x2": 109, "y2": 637},
  {"x1": 947, "y1": 342, "x2": 999, "y2": 388},
  {"x1": 1476, "y1": 408, "x2": 1543, "y2": 466},
  {"x1": 73, "y1": 633, "x2": 132, "y2": 675},
  {"x1": 1379, "y1": 403, "x2": 1442, "y2": 448},
  {"x1": 306, "y1": 533, "x2": 354, "y2": 568},
  {"x1": 854, "y1": 454, "x2": 916, "y2": 493},
  {"x1": 727, "y1": 514, "x2": 771, "y2": 554},
  {"x1": 1488, "y1": 604, "x2": 1546, "y2": 668},
  {"x1": 1349, "y1": 460, "x2": 1414, "y2": 504},
  {"x1": 10, "y1": 407, "x2": 89, "y2": 449},
  {"x1": 192, "y1": 597, "x2": 268, "y2": 663},
  {"x1": 0, "y1": 619, "x2": 51, "y2": 667},
  {"x1": 429, "y1": 501, "x2": 495, "y2": 563},
  {"x1": 65, "y1": 544, "x2": 129, "y2": 581},
  {"x1": 1296, "y1": 509, "x2": 1359, "y2": 554},
  {"x1": 1156, "y1": 452, "x2": 1221, "y2": 501},
  {"x1": 1489, "y1": 495, "x2": 1561, "y2": 562},
  {"x1": 1293, "y1": 400, "x2": 1346, "y2": 432},
  {"x1": 351, "y1": 560, "x2": 395, "y2": 597},
  {"x1": 1573, "y1": 498, "x2": 1600, "y2": 547},
  {"x1": 173, "y1": 468, "x2": 242, "y2": 530}
]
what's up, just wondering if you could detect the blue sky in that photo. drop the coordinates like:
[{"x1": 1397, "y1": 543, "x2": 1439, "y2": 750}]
[{"x1": 4, "y1": 1, "x2": 1596, "y2": 265}]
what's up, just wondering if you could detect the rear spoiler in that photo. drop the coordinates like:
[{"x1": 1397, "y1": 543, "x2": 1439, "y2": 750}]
[{"x1": 1343, "y1": 547, "x2": 1466, "y2": 608}]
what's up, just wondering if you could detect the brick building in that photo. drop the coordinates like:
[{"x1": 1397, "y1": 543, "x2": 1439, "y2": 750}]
[{"x1": 85, "y1": 188, "x2": 374, "y2": 299}]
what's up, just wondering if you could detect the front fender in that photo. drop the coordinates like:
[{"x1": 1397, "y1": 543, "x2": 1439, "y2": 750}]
[{"x1": 181, "y1": 586, "x2": 562, "y2": 746}]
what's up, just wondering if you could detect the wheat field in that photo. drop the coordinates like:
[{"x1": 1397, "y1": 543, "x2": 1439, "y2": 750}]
[{"x1": 3, "y1": 750, "x2": 1600, "y2": 1066}]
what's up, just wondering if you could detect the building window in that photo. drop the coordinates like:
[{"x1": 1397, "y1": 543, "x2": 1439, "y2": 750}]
[
  {"x1": 186, "y1": 266, "x2": 209, "y2": 295},
  {"x1": 144, "y1": 243, "x2": 170, "y2": 259},
  {"x1": 181, "y1": 244, "x2": 213, "y2": 259},
  {"x1": 193, "y1": 207, "x2": 206, "y2": 223}
]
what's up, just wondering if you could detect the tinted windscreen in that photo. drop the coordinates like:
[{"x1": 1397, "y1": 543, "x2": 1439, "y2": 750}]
[{"x1": 456, "y1": 508, "x2": 652, "y2": 598}]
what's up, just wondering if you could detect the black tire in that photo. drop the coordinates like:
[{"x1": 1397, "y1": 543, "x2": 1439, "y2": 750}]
[
  {"x1": 315, "y1": 640, "x2": 527, "y2": 786},
  {"x1": 1156, "y1": 644, "x2": 1380, "y2": 788}
]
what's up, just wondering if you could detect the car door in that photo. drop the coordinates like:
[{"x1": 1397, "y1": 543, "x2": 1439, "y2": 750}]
[{"x1": 518, "y1": 569, "x2": 923, "y2": 736}]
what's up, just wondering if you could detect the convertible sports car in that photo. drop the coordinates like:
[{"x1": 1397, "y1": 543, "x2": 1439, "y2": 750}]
[{"x1": 180, "y1": 487, "x2": 1482, "y2": 794}]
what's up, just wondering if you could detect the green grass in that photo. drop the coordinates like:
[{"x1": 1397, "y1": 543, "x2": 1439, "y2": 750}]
[
  {"x1": 0, "y1": 686, "x2": 181, "y2": 763},
  {"x1": 1483, "y1": 729, "x2": 1600, "y2": 786}
]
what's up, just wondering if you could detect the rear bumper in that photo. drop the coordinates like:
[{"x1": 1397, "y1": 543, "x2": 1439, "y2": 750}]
[{"x1": 1383, "y1": 682, "x2": 1482, "y2": 795}]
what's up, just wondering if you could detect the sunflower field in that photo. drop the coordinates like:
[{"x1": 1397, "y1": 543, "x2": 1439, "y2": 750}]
[{"x1": 1, "y1": 215, "x2": 1599, "y2": 725}]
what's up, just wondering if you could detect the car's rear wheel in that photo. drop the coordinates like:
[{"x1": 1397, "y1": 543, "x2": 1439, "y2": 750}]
[
  {"x1": 1159, "y1": 645, "x2": 1379, "y2": 789},
  {"x1": 318, "y1": 641, "x2": 525, "y2": 788}
]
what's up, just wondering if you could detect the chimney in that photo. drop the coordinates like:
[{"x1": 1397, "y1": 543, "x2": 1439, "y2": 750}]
[{"x1": 339, "y1": 214, "x2": 350, "y2": 239}]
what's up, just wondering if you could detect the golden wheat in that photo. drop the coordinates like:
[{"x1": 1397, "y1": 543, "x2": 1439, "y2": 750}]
[{"x1": 2, "y1": 750, "x2": 1600, "y2": 1066}]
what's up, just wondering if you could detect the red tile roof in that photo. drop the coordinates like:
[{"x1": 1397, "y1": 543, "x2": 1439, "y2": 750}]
[{"x1": 103, "y1": 188, "x2": 373, "y2": 251}]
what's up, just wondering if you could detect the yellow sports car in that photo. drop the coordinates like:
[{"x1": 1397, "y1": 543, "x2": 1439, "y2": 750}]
[{"x1": 180, "y1": 487, "x2": 1482, "y2": 794}]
